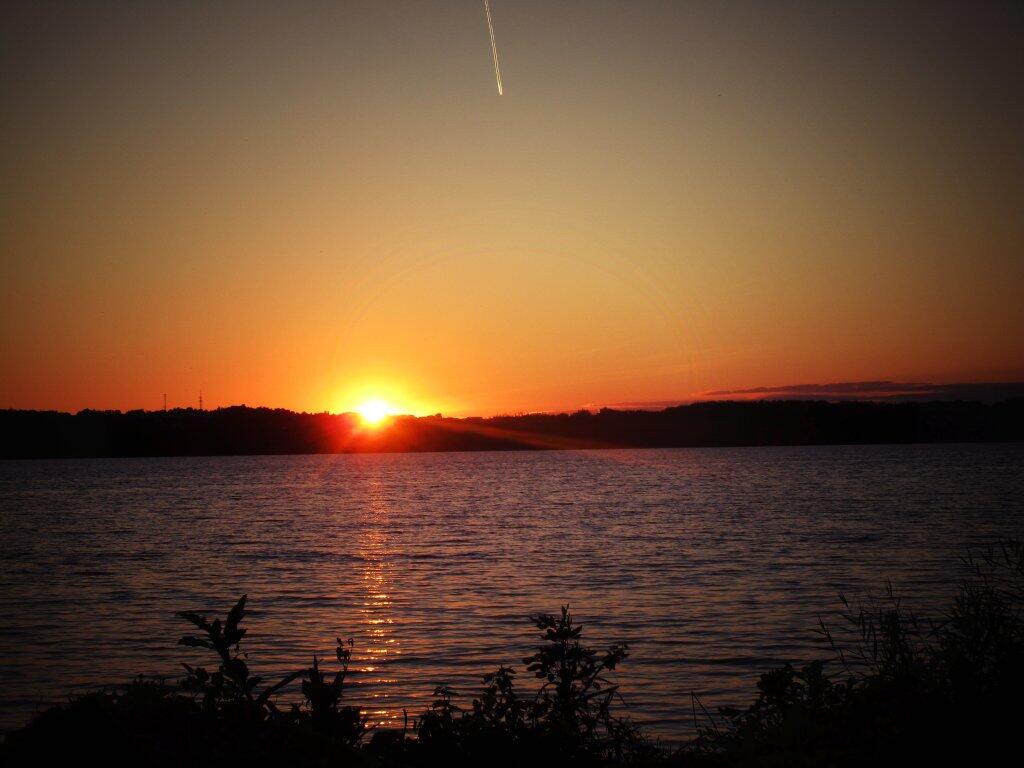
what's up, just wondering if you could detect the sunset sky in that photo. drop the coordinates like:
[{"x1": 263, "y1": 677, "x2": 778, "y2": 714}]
[{"x1": 2, "y1": 1, "x2": 1021, "y2": 416}]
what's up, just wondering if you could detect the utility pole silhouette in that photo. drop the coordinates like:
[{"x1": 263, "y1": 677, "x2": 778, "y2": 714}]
[
  {"x1": 199, "y1": 392, "x2": 203, "y2": 411},
  {"x1": 163, "y1": 394, "x2": 167, "y2": 411}
]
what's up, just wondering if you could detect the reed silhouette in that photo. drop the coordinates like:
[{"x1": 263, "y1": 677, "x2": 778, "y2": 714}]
[
  {"x1": 3, "y1": 541, "x2": 1022, "y2": 766},
  {"x1": 685, "y1": 540, "x2": 1024, "y2": 766}
]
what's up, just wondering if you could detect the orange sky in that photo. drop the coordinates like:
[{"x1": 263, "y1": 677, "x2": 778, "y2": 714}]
[{"x1": 2, "y1": 1, "x2": 1022, "y2": 416}]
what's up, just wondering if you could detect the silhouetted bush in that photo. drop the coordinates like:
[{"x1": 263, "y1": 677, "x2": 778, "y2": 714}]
[
  {"x1": 681, "y1": 540, "x2": 1024, "y2": 767},
  {"x1": 176, "y1": 595, "x2": 368, "y2": 748},
  {"x1": 3, "y1": 541, "x2": 1023, "y2": 767},
  {"x1": 411, "y1": 607, "x2": 646, "y2": 765}
]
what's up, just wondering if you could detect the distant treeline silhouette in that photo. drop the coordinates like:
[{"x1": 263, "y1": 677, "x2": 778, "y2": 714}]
[{"x1": 2, "y1": 398, "x2": 1022, "y2": 459}]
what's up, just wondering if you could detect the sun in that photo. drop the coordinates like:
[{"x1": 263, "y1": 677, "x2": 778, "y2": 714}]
[{"x1": 355, "y1": 398, "x2": 393, "y2": 427}]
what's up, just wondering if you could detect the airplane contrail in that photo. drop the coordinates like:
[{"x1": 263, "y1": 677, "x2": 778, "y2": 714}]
[{"x1": 483, "y1": 0, "x2": 503, "y2": 95}]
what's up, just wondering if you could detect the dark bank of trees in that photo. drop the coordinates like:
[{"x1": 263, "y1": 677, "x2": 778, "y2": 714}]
[
  {"x1": 4, "y1": 541, "x2": 1023, "y2": 767},
  {"x1": 2, "y1": 398, "x2": 1023, "y2": 459}
]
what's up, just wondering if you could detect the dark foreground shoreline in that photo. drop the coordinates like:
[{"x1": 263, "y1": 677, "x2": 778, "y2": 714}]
[
  {"x1": 3, "y1": 398, "x2": 1023, "y2": 459},
  {"x1": 3, "y1": 541, "x2": 1022, "y2": 766}
]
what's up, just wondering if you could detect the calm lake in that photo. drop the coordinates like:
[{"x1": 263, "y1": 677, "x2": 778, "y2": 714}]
[{"x1": 2, "y1": 444, "x2": 1023, "y2": 739}]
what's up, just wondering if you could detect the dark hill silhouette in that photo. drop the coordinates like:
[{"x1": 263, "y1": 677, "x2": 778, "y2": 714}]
[{"x1": 1, "y1": 398, "x2": 1022, "y2": 459}]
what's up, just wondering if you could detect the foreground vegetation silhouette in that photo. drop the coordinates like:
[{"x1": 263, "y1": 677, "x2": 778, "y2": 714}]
[{"x1": 4, "y1": 541, "x2": 1023, "y2": 766}]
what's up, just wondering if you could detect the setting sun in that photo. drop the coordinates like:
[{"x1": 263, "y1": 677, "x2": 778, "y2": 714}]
[{"x1": 355, "y1": 399, "x2": 393, "y2": 427}]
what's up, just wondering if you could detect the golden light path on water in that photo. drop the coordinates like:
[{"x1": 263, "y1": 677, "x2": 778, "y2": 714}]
[{"x1": 357, "y1": 475, "x2": 402, "y2": 727}]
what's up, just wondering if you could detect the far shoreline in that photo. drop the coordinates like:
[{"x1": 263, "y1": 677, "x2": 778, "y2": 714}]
[{"x1": 2, "y1": 398, "x2": 1022, "y2": 460}]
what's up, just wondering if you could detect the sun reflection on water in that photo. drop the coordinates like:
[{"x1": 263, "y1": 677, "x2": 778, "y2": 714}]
[{"x1": 356, "y1": 478, "x2": 402, "y2": 728}]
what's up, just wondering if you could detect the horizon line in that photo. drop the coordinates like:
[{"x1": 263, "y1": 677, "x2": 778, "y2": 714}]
[{"x1": 5, "y1": 378, "x2": 1023, "y2": 420}]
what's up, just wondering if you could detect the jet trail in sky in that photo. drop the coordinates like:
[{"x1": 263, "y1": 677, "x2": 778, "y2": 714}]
[{"x1": 483, "y1": 0, "x2": 503, "y2": 95}]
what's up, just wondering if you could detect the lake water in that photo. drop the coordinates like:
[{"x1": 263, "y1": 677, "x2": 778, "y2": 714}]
[{"x1": 1, "y1": 444, "x2": 1023, "y2": 739}]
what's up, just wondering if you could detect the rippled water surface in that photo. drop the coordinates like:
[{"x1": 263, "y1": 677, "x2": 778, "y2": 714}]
[{"x1": 2, "y1": 444, "x2": 1023, "y2": 738}]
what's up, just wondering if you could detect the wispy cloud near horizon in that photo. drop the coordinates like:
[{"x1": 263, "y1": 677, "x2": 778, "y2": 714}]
[{"x1": 592, "y1": 381, "x2": 1024, "y2": 410}]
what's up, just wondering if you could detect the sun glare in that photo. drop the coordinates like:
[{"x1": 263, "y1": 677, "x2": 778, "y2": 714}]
[{"x1": 356, "y1": 399, "x2": 392, "y2": 427}]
